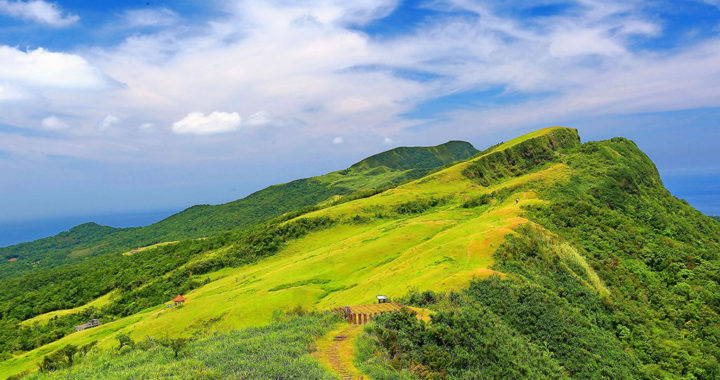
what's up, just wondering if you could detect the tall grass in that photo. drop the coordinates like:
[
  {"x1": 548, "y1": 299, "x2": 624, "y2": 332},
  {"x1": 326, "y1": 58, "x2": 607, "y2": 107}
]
[{"x1": 25, "y1": 312, "x2": 340, "y2": 380}]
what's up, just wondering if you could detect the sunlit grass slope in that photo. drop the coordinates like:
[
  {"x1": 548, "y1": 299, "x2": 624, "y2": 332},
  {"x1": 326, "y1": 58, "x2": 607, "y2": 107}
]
[
  {"x1": 19, "y1": 292, "x2": 116, "y2": 328},
  {"x1": 0, "y1": 141, "x2": 477, "y2": 280},
  {"x1": 0, "y1": 127, "x2": 577, "y2": 378}
]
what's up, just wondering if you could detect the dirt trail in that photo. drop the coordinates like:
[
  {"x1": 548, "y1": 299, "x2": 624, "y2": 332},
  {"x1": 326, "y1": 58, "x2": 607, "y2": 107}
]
[{"x1": 314, "y1": 324, "x2": 364, "y2": 379}]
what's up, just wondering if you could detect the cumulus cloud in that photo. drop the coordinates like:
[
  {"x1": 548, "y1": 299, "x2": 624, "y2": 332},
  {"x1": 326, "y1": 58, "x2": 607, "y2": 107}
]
[
  {"x1": 0, "y1": 0, "x2": 78, "y2": 27},
  {"x1": 332, "y1": 136, "x2": 344, "y2": 144},
  {"x1": 40, "y1": 115, "x2": 67, "y2": 130},
  {"x1": 0, "y1": 46, "x2": 108, "y2": 90},
  {"x1": 383, "y1": 137, "x2": 393, "y2": 144},
  {"x1": 172, "y1": 112, "x2": 242, "y2": 135}
]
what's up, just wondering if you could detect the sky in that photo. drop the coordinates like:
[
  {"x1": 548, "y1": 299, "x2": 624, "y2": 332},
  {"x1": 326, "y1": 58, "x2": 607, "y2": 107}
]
[{"x1": 0, "y1": 0, "x2": 719, "y2": 227}]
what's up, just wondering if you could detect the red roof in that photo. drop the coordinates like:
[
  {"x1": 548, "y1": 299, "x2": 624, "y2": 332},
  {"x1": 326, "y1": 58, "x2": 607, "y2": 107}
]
[
  {"x1": 8, "y1": 258, "x2": 17, "y2": 262},
  {"x1": 171, "y1": 294, "x2": 186, "y2": 302}
]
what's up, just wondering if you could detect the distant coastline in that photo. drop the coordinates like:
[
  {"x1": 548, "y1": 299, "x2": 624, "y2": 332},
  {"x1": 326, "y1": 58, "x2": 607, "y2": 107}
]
[{"x1": 0, "y1": 209, "x2": 179, "y2": 248}]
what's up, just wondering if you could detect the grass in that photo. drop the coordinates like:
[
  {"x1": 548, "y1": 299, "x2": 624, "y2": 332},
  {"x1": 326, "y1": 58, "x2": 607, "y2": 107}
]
[
  {"x1": 19, "y1": 292, "x2": 116, "y2": 327},
  {"x1": 121, "y1": 241, "x2": 177, "y2": 256},
  {"x1": 24, "y1": 313, "x2": 338, "y2": 380},
  {"x1": 0, "y1": 140, "x2": 478, "y2": 282},
  {"x1": 1, "y1": 127, "x2": 575, "y2": 378}
]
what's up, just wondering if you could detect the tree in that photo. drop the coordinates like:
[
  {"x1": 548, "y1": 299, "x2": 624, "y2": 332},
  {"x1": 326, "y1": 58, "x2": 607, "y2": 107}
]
[
  {"x1": 116, "y1": 333, "x2": 134, "y2": 350},
  {"x1": 160, "y1": 337, "x2": 190, "y2": 359},
  {"x1": 59, "y1": 344, "x2": 78, "y2": 366},
  {"x1": 79, "y1": 340, "x2": 97, "y2": 356},
  {"x1": 38, "y1": 351, "x2": 65, "y2": 372}
]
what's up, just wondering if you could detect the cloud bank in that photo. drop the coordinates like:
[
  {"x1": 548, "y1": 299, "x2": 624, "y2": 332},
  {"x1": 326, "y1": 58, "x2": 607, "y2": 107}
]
[{"x1": 0, "y1": 0, "x2": 719, "y2": 162}]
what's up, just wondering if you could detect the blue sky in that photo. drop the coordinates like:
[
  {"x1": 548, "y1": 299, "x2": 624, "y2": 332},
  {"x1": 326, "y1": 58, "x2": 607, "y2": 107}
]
[{"x1": 0, "y1": 0, "x2": 719, "y2": 227}]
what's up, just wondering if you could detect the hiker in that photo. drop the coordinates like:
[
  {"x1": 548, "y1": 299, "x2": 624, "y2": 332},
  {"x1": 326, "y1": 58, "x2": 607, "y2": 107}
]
[{"x1": 515, "y1": 198, "x2": 519, "y2": 204}]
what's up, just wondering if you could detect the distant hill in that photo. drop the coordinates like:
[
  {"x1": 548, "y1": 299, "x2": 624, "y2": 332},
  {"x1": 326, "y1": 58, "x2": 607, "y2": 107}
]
[
  {"x1": 350, "y1": 140, "x2": 477, "y2": 171},
  {"x1": 712, "y1": 216, "x2": 720, "y2": 222},
  {"x1": 0, "y1": 140, "x2": 478, "y2": 280}
]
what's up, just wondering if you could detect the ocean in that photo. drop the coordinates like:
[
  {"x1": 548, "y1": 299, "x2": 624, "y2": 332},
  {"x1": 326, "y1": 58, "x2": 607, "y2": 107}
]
[{"x1": 0, "y1": 209, "x2": 179, "y2": 248}]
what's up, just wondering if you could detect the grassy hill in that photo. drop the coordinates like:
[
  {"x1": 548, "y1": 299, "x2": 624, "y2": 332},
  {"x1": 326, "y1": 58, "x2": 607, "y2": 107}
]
[
  {"x1": 2, "y1": 127, "x2": 720, "y2": 379},
  {"x1": 0, "y1": 141, "x2": 478, "y2": 281}
]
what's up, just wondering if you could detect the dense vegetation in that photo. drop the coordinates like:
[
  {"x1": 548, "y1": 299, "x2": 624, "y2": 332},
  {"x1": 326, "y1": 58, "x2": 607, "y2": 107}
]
[
  {"x1": 356, "y1": 302, "x2": 566, "y2": 379},
  {"x1": 528, "y1": 138, "x2": 720, "y2": 378},
  {"x1": 0, "y1": 141, "x2": 478, "y2": 280},
  {"x1": 24, "y1": 312, "x2": 338, "y2": 380},
  {"x1": 0, "y1": 216, "x2": 335, "y2": 357},
  {"x1": 357, "y1": 136, "x2": 720, "y2": 379},
  {"x1": 462, "y1": 127, "x2": 580, "y2": 186}
]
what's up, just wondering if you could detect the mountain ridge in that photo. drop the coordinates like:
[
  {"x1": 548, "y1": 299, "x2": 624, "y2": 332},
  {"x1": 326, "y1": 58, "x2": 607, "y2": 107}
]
[
  {"x1": 350, "y1": 140, "x2": 478, "y2": 171},
  {"x1": 0, "y1": 141, "x2": 479, "y2": 280}
]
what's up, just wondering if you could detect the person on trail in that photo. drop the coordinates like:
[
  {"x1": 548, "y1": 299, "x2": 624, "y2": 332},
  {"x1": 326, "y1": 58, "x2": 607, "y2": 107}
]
[{"x1": 515, "y1": 198, "x2": 519, "y2": 204}]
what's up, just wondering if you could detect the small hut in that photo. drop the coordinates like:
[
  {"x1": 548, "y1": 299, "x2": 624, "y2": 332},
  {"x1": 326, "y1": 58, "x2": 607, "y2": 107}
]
[
  {"x1": 376, "y1": 295, "x2": 389, "y2": 304},
  {"x1": 74, "y1": 319, "x2": 101, "y2": 332},
  {"x1": 172, "y1": 294, "x2": 186, "y2": 305}
]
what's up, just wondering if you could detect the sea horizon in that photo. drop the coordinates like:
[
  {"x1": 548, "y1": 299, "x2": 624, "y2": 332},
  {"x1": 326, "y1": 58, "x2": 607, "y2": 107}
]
[{"x1": 0, "y1": 209, "x2": 180, "y2": 248}]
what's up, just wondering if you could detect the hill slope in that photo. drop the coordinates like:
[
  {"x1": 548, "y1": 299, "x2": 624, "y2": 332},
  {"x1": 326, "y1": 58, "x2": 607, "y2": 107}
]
[
  {"x1": 0, "y1": 128, "x2": 570, "y2": 376},
  {"x1": 3, "y1": 127, "x2": 720, "y2": 379},
  {"x1": 0, "y1": 141, "x2": 478, "y2": 280}
]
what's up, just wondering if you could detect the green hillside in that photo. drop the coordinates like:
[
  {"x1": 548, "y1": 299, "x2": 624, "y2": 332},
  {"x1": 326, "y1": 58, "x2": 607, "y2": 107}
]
[
  {"x1": 2, "y1": 127, "x2": 720, "y2": 379},
  {"x1": 350, "y1": 140, "x2": 477, "y2": 171},
  {"x1": 0, "y1": 141, "x2": 478, "y2": 281}
]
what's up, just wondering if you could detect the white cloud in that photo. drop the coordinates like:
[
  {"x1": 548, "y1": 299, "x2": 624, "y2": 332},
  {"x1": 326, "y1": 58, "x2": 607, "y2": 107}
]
[
  {"x1": 245, "y1": 111, "x2": 273, "y2": 127},
  {"x1": 0, "y1": 83, "x2": 28, "y2": 101},
  {"x1": 172, "y1": 112, "x2": 242, "y2": 135},
  {"x1": 383, "y1": 137, "x2": 393, "y2": 144},
  {"x1": 122, "y1": 8, "x2": 178, "y2": 28},
  {"x1": 332, "y1": 136, "x2": 344, "y2": 144},
  {"x1": 0, "y1": 0, "x2": 78, "y2": 27},
  {"x1": 0, "y1": 46, "x2": 108, "y2": 90},
  {"x1": 549, "y1": 29, "x2": 625, "y2": 57},
  {"x1": 40, "y1": 115, "x2": 67, "y2": 129},
  {"x1": 139, "y1": 122, "x2": 154, "y2": 130},
  {"x1": 98, "y1": 115, "x2": 120, "y2": 130}
]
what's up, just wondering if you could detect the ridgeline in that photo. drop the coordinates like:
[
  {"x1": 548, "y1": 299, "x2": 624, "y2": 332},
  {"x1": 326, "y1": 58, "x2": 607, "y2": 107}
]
[{"x1": 0, "y1": 140, "x2": 478, "y2": 280}]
